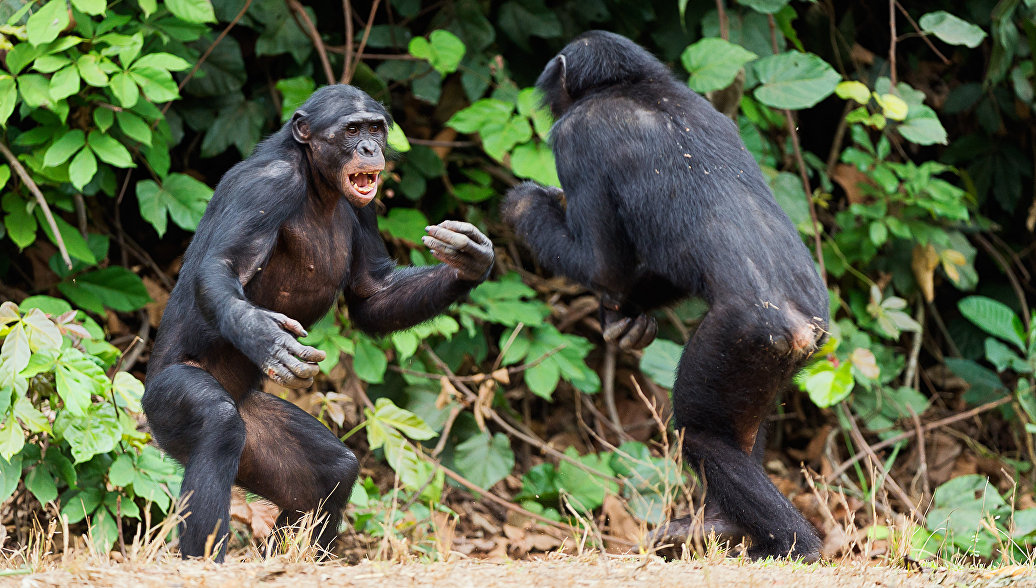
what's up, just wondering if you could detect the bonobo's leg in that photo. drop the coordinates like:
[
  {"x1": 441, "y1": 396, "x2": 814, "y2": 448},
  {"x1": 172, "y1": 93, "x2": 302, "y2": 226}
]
[
  {"x1": 235, "y1": 392, "x2": 358, "y2": 556},
  {"x1": 142, "y1": 364, "x2": 246, "y2": 562},
  {"x1": 662, "y1": 304, "x2": 822, "y2": 561}
]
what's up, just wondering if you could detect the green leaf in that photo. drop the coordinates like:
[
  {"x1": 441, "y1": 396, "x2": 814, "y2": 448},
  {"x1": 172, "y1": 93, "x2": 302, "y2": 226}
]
[
  {"x1": 68, "y1": 148, "x2": 98, "y2": 191},
  {"x1": 681, "y1": 38, "x2": 758, "y2": 94},
  {"x1": 115, "y1": 111, "x2": 152, "y2": 146},
  {"x1": 57, "y1": 267, "x2": 151, "y2": 314},
  {"x1": 0, "y1": 453, "x2": 24, "y2": 504},
  {"x1": 919, "y1": 11, "x2": 987, "y2": 48},
  {"x1": 378, "y1": 207, "x2": 428, "y2": 245},
  {"x1": 510, "y1": 141, "x2": 559, "y2": 187},
  {"x1": 108, "y1": 453, "x2": 135, "y2": 487},
  {"x1": 200, "y1": 99, "x2": 265, "y2": 157},
  {"x1": 43, "y1": 129, "x2": 85, "y2": 168},
  {"x1": 3, "y1": 194, "x2": 38, "y2": 250},
  {"x1": 135, "y1": 173, "x2": 213, "y2": 237},
  {"x1": 76, "y1": 54, "x2": 109, "y2": 86},
  {"x1": 897, "y1": 105, "x2": 948, "y2": 146},
  {"x1": 639, "y1": 338, "x2": 683, "y2": 389},
  {"x1": 18, "y1": 73, "x2": 56, "y2": 109},
  {"x1": 48, "y1": 64, "x2": 80, "y2": 101},
  {"x1": 387, "y1": 123, "x2": 411, "y2": 153},
  {"x1": 112, "y1": 371, "x2": 144, "y2": 412},
  {"x1": 53, "y1": 404, "x2": 120, "y2": 463},
  {"x1": 369, "y1": 397, "x2": 436, "y2": 441},
  {"x1": 93, "y1": 107, "x2": 113, "y2": 132},
  {"x1": 33, "y1": 54, "x2": 71, "y2": 73},
  {"x1": 275, "y1": 75, "x2": 315, "y2": 122},
  {"x1": 753, "y1": 51, "x2": 841, "y2": 110},
  {"x1": 26, "y1": 0, "x2": 69, "y2": 47},
  {"x1": 736, "y1": 0, "x2": 790, "y2": 13},
  {"x1": 70, "y1": 0, "x2": 105, "y2": 15},
  {"x1": 0, "y1": 78, "x2": 17, "y2": 127},
  {"x1": 454, "y1": 432, "x2": 514, "y2": 490},
  {"x1": 959, "y1": 296, "x2": 1026, "y2": 350},
  {"x1": 557, "y1": 447, "x2": 618, "y2": 513},
  {"x1": 408, "y1": 30, "x2": 465, "y2": 76},
  {"x1": 165, "y1": 0, "x2": 216, "y2": 23},
  {"x1": 128, "y1": 67, "x2": 179, "y2": 103},
  {"x1": 54, "y1": 348, "x2": 107, "y2": 415},
  {"x1": 445, "y1": 99, "x2": 513, "y2": 133},
  {"x1": 835, "y1": 80, "x2": 870, "y2": 104},
  {"x1": 524, "y1": 360, "x2": 560, "y2": 400},
  {"x1": 926, "y1": 474, "x2": 1005, "y2": 556},
  {"x1": 87, "y1": 130, "x2": 134, "y2": 168},
  {"x1": 36, "y1": 212, "x2": 95, "y2": 264},
  {"x1": 25, "y1": 465, "x2": 57, "y2": 504},
  {"x1": 131, "y1": 52, "x2": 191, "y2": 72},
  {"x1": 481, "y1": 115, "x2": 532, "y2": 162},
  {"x1": 0, "y1": 417, "x2": 24, "y2": 461},
  {"x1": 22, "y1": 308, "x2": 61, "y2": 351},
  {"x1": 109, "y1": 71, "x2": 139, "y2": 108},
  {"x1": 352, "y1": 336, "x2": 387, "y2": 384},
  {"x1": 803, "y1": 361, "x2": 855, "y2": 407},
  {"x1": 139, "y1": 0, "x2": 156, "y2": 17}
]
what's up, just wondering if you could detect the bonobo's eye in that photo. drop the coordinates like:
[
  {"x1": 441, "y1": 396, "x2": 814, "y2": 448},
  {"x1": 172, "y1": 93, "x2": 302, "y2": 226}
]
[
  {"x1": 369, "y1": 123, "x2": 381, "y2": 133},
  {"x1": 346, "y1": 125, "x2": 359, "y2": 135}
]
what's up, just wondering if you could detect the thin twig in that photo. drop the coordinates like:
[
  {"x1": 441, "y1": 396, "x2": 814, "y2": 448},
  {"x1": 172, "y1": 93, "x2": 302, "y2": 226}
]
[
  {"x1": 0, "y1": 140, "x2": 72, "y2": 269},
  {"x1": 343, "y1": 0, "x2": 381, "y2": 84},
  {"x1": 840, "y1": 403, "x2": 923, "y2": 523},
  {"x1": 826, "y1": 395, "x2": 1013, "y2": 482},
  {"x1": 888, "y1": 0, "x2": 897, "y2": 87},
  {"x1": 601, "y1": 342, "x2": 622, "y2": 434},
  {"x1": 715, "y1": 0, "x2": 728, "y2": 41},
  {"x1": 906, "y1": 404, "x2": 931, "y2": 505},
  {"x1": 895, "y1": 1, "x2": 950, "y2": 65},
  {"x1": 768, "y1": 15, "x2": 826, "y2": 283},
  {"x1": 342, "y1": 0, "x2": 353, "y2": 83},
  {"x1": 287, "y1": 0, "x2": 335, "y2": 85},
  {"x1": 163, "y1": 0, "x2": 253, "y2": 118},
  {"x1": 902, "y1": 300, "x2": 924, "y2": 389}
]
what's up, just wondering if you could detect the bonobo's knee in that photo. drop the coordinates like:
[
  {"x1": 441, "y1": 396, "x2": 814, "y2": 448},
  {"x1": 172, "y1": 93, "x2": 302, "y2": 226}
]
[{"x1": 323, "y1": 446, "x2": 359, "y2": 503}]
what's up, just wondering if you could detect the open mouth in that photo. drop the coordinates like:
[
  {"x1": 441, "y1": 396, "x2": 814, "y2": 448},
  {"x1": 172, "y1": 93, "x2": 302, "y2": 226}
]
[{"x1": 346, "y1": 170, "x2": 382, "y2": 204}]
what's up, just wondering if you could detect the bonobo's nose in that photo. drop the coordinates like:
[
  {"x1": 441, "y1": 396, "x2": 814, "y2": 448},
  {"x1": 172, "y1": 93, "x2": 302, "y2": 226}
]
[{"x1": 358, "y1": 139, "x2": 377, "y2": 158}]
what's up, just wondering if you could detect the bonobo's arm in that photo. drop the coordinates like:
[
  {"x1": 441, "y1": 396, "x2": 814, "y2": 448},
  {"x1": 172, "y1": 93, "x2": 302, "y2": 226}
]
[
  {"x1": 502, "y1": 180, "x2": 633, "y2": 293},
  {"x1": 346, "y1": 209, "x2": 493, "y2": 335},
  {"x1": 192, "y1": 169, "x2": 325, "y2": 388}
]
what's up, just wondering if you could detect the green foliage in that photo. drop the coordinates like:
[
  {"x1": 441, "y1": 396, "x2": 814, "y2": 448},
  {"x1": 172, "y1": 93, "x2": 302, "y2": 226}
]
[{"x1": 0, "y1": 300, "x2": 180, "y2": 553}]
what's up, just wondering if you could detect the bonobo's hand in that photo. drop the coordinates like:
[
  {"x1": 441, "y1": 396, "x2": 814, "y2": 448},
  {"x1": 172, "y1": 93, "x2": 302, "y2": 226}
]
[
  {"x1": 422, "y1": 220, "x2": 494, "y2": 282},
  {"x1": 601, "y1": 307, "x2": 658, "y2": 351},
  {"x1": 252, "y1": 309, "x2": 326, "y2": 388},
  {"x1": 501, "y1": 181, "x2": 564, "y2": 231}
]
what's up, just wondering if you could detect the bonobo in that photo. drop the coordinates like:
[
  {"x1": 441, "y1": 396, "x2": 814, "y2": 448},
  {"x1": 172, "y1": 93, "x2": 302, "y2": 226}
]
[
  {"x1": 502, "y1": 31, "x2": 828, "y2": 561},
  {"x1": 144, "y1": 85, "x2": 494, "y2": 561}
]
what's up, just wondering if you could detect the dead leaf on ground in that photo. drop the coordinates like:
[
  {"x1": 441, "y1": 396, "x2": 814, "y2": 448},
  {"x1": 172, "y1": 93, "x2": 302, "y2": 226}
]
[
  {"x1": 600, "y1": 494, "x2": 640, "y2": 543},
  {"x1": 229, "y1": 488, "x2": 278, "y2": 540},
  {"x1": 143, "y1": 276, "x2": 169, "y2": 328},
  {"x1": 831, "y1": 163, "x2": 873, "y2": 205}
]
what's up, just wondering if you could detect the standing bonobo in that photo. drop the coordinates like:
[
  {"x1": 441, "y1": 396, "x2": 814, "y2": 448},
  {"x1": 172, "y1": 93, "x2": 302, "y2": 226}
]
[
  {"x1": 502, "y1": 31, "x2": 828, "y2": 560},
  {"x1": 144, "y1": 85, "x2": 493, "y2": 561}
]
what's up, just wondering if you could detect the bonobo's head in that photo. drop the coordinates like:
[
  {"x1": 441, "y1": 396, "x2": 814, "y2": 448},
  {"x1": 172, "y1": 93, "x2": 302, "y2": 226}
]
[
  {"x1": 536, "y1": 30, "x2": 670, "y2": 119},
  {"x1": 290, "y1": 85, "x2": 392, "y2": 208}
]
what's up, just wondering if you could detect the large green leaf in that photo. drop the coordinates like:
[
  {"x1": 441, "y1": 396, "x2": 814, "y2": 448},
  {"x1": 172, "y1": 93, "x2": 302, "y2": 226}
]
[
  {"x1": 378, "y1": 207, "x2": 428, "y2": 245},
  {"x1": 454, "y1": 432, "x2": 514, "y2": 490},
  {"x1": 53, "y1": 404, "x2": 121, "y2": 463},
  {"x1": 0, "y1": 77, "x2": 16, "y2": 127},
  {"x1": 54, "y1": 348, "x2": 107, "y2": 416},
  {"x1": 136, "y1": 173, "x2": 214, "y2": 237},
  {"x1": 26, "y1": 0, "x2": 69, "y2": 47},
  {"x1": 557, "y1": 447, "x2": 618, "y2": 513},
  {"x1": 919, "y1": 11, "x2": 987, "y2": 48},
  {"x1": 275, "y1": 75, "x2": 315, "y2": 122},
  {"x1": 87, "y1": 130, "x2": 135, "y2": 168},
  {"x1": 736, "y1": 0, "x2": 790, "y2": 13},
  {"x1": 352, "y1": 336, "x2": 387, "y2": 383},
  {"x1": 408, "y1": 30, "x2": 466, "y2": 76},
  {"x1": 682, "y1": 38, "x2": 758, "y2": 94},
  {"x1": 752, "y1": 51, "x2": 840, "y2": 109},
  {"x1": 639, "y1": 338, "x2": 683, "y2": 389},
  {"x1": 165, "y1": 0, "x2": 216, "y2": 23},
  {"x1": 958, "y1": 296, "x2": 1026, "y2": 350},
  {"x1": 43, "y1": 129, "x2": 85, "y2": 168},
  {"x1": 57, "y1": 266, "x2": 151, "y2": 314}
]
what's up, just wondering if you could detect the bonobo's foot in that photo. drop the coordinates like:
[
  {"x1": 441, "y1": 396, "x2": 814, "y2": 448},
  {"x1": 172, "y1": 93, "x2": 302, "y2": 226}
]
[{"x1": 645, "y1": 513, "x2": 749, "y2": 559}]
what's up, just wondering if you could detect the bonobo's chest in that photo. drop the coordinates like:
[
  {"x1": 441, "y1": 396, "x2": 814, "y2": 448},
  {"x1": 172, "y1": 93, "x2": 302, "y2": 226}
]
[{"x1": 246, "y1": 202, "x2": 353, "y2": 326}]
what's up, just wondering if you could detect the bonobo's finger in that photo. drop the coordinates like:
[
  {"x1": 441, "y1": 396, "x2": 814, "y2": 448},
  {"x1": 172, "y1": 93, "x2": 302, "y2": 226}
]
[
  {"x1": 284, "y1": 338, "x2": 326, "y2": 363},
  {"x1": 602, "y1": 316, "x2": 632, "y2": 344},
  {"x1": 279, "y1": 348, "x2": 320, "y2": 380},
  {"x1": 433, "y1": 220, "x2": 491, "y2": 247},
  {"x1": 261, "y1": 357, "x2": 311, "y2": 389},
  {"x1": 421, "y1": 235, "x2": 460, "y2": 257},
  {"x1": 424, "y1": 224, "x2": 471, "y2": 250},
  {"x1": 621, "y1": 315, "x2": 657, "y2": 351},
  {"x1": 270, "y1": 312, "x2": 307, "y2": 338}
]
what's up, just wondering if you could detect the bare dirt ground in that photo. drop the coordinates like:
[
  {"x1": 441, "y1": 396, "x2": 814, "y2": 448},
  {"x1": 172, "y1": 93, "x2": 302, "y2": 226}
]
[{"x1": 7, "y1": 558, "x2": 1034, "y2": 588}]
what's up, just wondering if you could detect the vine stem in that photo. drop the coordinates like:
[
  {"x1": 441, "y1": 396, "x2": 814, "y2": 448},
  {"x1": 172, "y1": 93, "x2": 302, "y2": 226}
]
[
  {"x1": 287, "y1": 0, "x2": 335, "y2": 85},
  {"x1": 0, "y1": 140, "x2": 72, "y2": 269},
  {"x1": 889, "y1": 0, "x2": 897, "y2": 87},
  {"x1": 767, "y1": 15, "x2": 826, "y2": 283}
]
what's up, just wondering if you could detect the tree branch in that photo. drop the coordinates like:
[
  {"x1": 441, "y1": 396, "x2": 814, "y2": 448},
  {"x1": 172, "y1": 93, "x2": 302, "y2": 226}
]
[{"x1": 0, "y1": 140, "x2": 72, "y2": 269}]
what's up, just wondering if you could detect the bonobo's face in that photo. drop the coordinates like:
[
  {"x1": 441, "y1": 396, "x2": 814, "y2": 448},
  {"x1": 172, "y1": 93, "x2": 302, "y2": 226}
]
[{"x1": 291, "y1": 87, "x2": 390, "y2": 208}]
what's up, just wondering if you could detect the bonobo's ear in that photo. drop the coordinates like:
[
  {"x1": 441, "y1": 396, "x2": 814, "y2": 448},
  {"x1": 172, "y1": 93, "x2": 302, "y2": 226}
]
[
  {"x1": 291, "y1": 110, "x2": 311, "y2": 144},
  {"x1": 537, "y1": 54, "x2": 571, "y2": 118}
]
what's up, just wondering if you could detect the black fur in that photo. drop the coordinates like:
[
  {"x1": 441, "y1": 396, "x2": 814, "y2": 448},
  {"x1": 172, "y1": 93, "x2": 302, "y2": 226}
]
[
  {"x1": 144, "y1": 85, "x2": 493, "y2": 561},
  {"x1": 502, "y1": 31, "x2": 828, "y2": 560}
]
